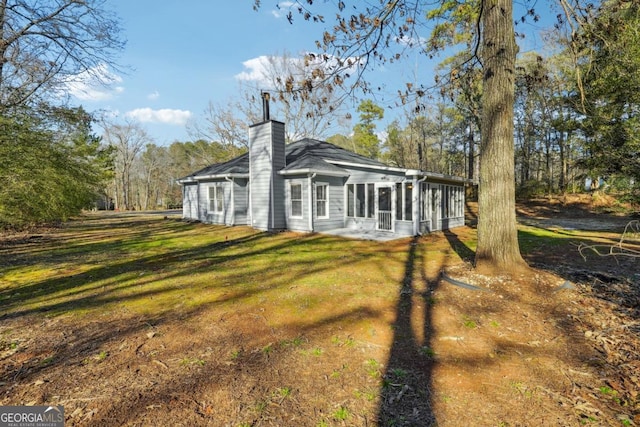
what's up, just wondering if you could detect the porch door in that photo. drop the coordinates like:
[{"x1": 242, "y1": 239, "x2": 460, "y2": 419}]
[{"x1": 376, "y1": 185, "x2": 394, "y2": 231}]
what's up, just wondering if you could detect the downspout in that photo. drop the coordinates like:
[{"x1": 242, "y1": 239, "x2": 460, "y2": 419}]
[
  {"x1": 308, "y1": 173, "x2": 316, "y2": 232},
  {"x1": 196, "y1": 180, "x2": 200, "y2": 220},
  {"x1": 248, "y1": 151, "x2": 253, "y2": 227},
  {"x1": 270, "y1": 152, "x2": 275, "y2": 231},
  {"x1": 415, "y1": 176, "x2": 428, "y2": 236},
  {"x1": 225, "y1": 177, "x2": 235, "y2": 226}
]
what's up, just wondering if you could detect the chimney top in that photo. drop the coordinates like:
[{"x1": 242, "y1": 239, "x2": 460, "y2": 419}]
[{"x1": 261, "y1": 91, "x2": 270, "y2": 122}]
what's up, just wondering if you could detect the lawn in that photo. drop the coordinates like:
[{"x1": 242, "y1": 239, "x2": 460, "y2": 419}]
[{"x1": 0, "y1": 209, "x2": 638, "y2": 426}]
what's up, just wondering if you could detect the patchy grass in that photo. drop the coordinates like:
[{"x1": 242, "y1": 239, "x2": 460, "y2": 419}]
[{"x1": 0, "y1": 210, "x2": 638, "y2": 426}]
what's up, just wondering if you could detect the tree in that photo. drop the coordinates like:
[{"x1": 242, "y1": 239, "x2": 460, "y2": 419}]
[
  {"x1": 191, "y1": 52, "x2": 350, "y2": 145},
  {"x1": 0, "y1": 106, "x2": 111, "y2": 227},
  {"x1": 138, "y1": 144, "x2": 172, "y2": 210},
  {"x1": 570, "y1": 0, "x2": 640, "y2": 181},
  {"x1": 251, "y1": 52, "x2": 347, "y2": 140},
  {"x1": 352, "y1": 99, "x2": 384, "y2": 159},
  {"x1": 102, "y1": 120, "x2": 151, "y2": 211},
  {"x1": 474, "y1": 0, "x2": 527, "y2": 270},
  {"x1": 254, "y1": 0, "x2": 530, "y2": 271},
  {"x1": 0, "y1": 0, "x2": 124, "y2": 110},
  {"x1": 188, "y1": 96, "x2": 256, "y2": 152}
]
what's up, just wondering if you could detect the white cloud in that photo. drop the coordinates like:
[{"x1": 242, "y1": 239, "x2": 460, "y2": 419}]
[
  {"x1": 271, "y1": 1, "x2": 295, "y2": 18},
  {"x1": 125, "y1": 108, "x2": 192, "y2": 126},
  {"x1": 65, "y1": 64, "x2": 124, "y2": 102},
  {"x1": 147, "y1": 91, "x2": 160, "y2": 101},
  {"x1": 234, "y1": 56, "x2": 274, "y2": 87}
]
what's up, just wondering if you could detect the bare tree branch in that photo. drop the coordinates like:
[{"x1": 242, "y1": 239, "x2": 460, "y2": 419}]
[
  {"x1": 0, "y1": 0, "x2": 124, "y2": 110},
  {"x1": 578, "y1": 220, "x2": 640, "y2": 260}
]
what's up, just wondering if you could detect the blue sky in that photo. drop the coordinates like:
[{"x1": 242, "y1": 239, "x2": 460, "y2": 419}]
[{"x1": 68, "y1": 1, "x2": 558, "y2": 146}]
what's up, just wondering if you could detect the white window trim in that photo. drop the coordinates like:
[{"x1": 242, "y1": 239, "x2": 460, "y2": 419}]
[
  {"x1": 290, "y1": 182, "x2": 303, "y2": 218},
  {"x1": 207, "y1": 184, "x2": 224, "y2": 214},
  {"x1": 315, "y1": 183, "x2": 329, "y2": 219}
]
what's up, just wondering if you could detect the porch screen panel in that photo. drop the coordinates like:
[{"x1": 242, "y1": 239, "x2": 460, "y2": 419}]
[
  {"x1": 420, "y1": 183, "x2": 428, "y2": 221},
  {"x1": 404, "y1": 183, "x2": 413, "y2": 221},
  {"x1": 396, "y1": 183, "x2": 403, "y2": 220},
  {"x1": 347, "y1": 184, "x2": 354, "y2": 217},
  {"x1": 356, "y1": 184, "x2": 365, "y2": 217},
  {"x1": 367, "y1": 184, "x2": 375, "y2": 218},
  {"x1": 443, "y1": 186, "x2": 450, "y2": 218}
]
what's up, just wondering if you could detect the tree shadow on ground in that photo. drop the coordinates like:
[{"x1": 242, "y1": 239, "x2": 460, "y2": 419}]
[
  {"x1": 443, "y1": 229, "x2": 476, "y2": 263},
  {"x1": 377, "y1": 236, "x2": 441, "y2": 426}
]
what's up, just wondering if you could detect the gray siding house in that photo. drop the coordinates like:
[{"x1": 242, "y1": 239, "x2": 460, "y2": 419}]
[{"x1": 178, "y1": 119, "x2": 468, "y2": 239}]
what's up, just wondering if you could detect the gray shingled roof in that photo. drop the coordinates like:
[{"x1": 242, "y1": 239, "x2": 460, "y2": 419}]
[
  {"x1": 180, "y1": 138, "x2": 388, "y2": 181},
  {"x1": 286, "y1": 138, "x2": 387, "y2": 168},
  {"x1": 281, "y1": 152, "x2": 350, "y2": 175},
  {"x1": 184, "y1": 152, "x2": 250, "y2": 179}
]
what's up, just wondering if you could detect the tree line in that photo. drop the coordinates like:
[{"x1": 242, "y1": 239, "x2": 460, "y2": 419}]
[{"x1": 2, "y1": 0, "x2": 638, "y2": 256}]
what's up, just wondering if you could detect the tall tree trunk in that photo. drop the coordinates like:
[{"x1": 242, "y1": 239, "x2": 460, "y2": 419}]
[
  {"x1": 476, "y1": 0, "x2": 527, "y2": 272},
  {"x1": 467, "y1": 121, "x2": 475, "y2": 182}
]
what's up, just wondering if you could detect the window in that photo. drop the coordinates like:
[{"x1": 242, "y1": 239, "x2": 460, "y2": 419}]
[
  {"x1": 208, "y1": 185, "x2": 224, "y2": 213},
  {"x1": 316, "y1": 184, "x2": 328, "y2": 218},
  {"x1": 290, "y1": 183, "x2": 302, "y2": 217}
]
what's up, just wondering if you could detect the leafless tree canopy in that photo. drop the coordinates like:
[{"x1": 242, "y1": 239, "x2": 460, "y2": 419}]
[
  {"x1": 0, "y1": 0, "x2": 125, "y2": 110},
  {"x1": 102, "y1": 120, "x2": 152, "y2": 211}
]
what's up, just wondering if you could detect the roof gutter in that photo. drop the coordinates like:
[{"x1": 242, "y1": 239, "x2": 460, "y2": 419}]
[
  {"x1": 176, "y1": 173, "x2": 250, "y2": 184},
  {"x1": 278, "y1": 168, "x2": 349, "y2": 177},
  {"x1": 325, "y1": 160, "x2": 469, "y2": 184},
  {"x1": 327, "y1": 160, "x2": 408, "y2": 174},
  {"x1": 404, "y1": 169, "x2": 472, "y2": 184}
]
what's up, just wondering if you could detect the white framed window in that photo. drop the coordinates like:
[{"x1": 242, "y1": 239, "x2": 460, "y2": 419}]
[
  {"x1": 290, "y1": 183, "x2": 303, "y2": 218},
  {"x1": 316, "y1": 183, "x2": 329, "y2": 218},
  {"x1": 208, "y1": 185, "x2": 224, "y2": 213}
]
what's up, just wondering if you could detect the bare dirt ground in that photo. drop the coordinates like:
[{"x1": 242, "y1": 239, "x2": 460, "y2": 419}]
[{"x1": 1, "y1": 194, "x2": 638, "y2": 426}]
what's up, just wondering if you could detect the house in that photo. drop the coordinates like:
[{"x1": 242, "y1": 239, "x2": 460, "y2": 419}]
[{"x1": 178, "y1": 117, "x2": 468, "y2": 240}]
